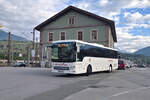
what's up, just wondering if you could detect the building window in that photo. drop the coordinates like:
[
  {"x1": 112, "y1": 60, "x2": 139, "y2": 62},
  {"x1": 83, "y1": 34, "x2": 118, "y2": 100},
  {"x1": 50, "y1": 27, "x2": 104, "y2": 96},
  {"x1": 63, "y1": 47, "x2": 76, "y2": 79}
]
[
  {"x1": 77, "y1": 31, "x2": 83, "y2": 40},
  {"x1": 91, "y1": 30, "x2": 98, "y2": 41},
  {"x1": 49, "y1": 32, "x2": 53, "y2": 41},
  {"x1": 60, "y1": 32, "x2": 66, "y2": 40},
  {"x1": 69, "y1": 16, "x2": 75, "y2": 25}
]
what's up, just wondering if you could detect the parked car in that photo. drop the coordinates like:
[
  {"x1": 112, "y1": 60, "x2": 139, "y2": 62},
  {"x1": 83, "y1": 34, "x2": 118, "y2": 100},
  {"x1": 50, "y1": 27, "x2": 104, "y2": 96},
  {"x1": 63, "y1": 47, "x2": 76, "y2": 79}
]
[
  {"x1": 126, "y1": 62, "x2": 131, "y2": 68},
  {"x1": 137, "y1": 64, "x2": 146, "y2": 68},
  {"x1": 118, "y1": 59, "x2": 125, "y2": 70},
  {"x1": 14, "y1": 62, "x2": 26, "y2": 67},
  {"x1": 125, "y1": 60, "x2": 132, "y2": 68}
]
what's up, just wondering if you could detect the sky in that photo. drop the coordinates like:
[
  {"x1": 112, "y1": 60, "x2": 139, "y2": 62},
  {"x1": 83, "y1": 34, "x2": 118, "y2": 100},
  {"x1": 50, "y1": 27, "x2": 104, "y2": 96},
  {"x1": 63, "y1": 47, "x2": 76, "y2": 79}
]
[{"x1": 0, "y1": 0, "x2": 150, "y2": 53}]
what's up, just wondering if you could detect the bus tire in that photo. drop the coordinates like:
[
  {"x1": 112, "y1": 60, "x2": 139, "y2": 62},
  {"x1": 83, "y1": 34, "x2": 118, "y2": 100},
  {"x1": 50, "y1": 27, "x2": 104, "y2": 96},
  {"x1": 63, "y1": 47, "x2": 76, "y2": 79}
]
[
  {"x1": 108, "y1": 65, "x2": 112, "y2": 73},
  {"x1": 86, "y1": 65, "x2": 92, "y2": 76}
]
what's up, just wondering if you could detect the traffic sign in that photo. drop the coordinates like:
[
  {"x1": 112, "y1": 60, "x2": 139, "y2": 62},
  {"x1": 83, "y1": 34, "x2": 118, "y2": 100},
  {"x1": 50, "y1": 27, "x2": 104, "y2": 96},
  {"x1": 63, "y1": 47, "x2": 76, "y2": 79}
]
[{"x1": 31, "y1": 50, "x2": 35, "y2": 57}]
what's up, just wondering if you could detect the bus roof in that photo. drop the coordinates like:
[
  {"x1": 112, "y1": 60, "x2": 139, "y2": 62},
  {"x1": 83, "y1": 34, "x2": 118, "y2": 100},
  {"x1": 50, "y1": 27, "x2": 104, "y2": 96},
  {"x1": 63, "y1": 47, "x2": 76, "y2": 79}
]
[{"x1": 52, "y1": 40, "x2": 117, "y2": 51}]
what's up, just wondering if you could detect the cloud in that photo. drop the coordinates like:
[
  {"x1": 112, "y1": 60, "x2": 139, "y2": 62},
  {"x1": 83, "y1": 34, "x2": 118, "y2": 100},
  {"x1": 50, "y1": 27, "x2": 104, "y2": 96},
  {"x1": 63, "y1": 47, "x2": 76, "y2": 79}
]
[
  {"x1": 116, "y1": 27, "x2": 150, "y2": 53},
  {"x1": 0, "y1": 0, "x2": 150, "y2": 53},
  {"x1": 99, "y1": 0, "x2": 109, "y2": 6},
  {"x1": 125, "y1": 0, "x2": 150, "y2": 8},
  {"x1": 0, "y1": 0, "x2": 69, "y2": 39},
  {"x1": 72, "y1": 0, "x2": 150, "y2": 21},
  {"x1": 123, "y1": 11, "x2": 150, "y2": 31}
]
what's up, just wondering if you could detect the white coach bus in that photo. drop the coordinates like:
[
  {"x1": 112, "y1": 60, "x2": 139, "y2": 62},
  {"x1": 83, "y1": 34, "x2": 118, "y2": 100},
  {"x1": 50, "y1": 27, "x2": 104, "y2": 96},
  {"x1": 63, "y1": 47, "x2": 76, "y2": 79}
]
[{"x1": 51, "y1": 40, "x2": 118, "y2": 75}]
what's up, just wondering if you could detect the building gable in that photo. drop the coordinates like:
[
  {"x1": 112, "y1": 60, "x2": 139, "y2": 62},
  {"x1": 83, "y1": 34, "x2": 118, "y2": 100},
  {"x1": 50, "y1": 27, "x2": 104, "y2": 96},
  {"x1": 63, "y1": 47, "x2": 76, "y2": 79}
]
[
  {"x1": 35, "y1": 6, "x2": 117, "y2": 42},
  {"x1": 41, "y1": 10, "x2": 107, "y2": 30}
]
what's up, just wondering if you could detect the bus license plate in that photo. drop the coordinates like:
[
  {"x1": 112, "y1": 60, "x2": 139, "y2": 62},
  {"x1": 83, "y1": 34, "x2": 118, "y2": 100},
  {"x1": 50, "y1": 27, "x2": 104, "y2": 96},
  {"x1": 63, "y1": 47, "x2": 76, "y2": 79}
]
[{"x1": 58, "y1": 70, "x2": 64, "y2": 72}]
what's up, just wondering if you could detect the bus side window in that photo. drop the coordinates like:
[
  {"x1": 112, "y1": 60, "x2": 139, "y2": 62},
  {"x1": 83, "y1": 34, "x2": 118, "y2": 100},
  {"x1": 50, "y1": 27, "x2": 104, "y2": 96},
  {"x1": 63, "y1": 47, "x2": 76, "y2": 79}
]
[{"x1": 77, "y1": 45, "x2": 85, "y2": 61}]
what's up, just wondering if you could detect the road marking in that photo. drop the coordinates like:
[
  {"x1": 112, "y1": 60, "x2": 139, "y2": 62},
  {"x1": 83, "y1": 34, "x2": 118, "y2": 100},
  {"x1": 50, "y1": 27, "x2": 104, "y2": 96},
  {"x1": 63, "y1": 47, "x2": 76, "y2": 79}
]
[
  {"x1": 112, "y1": 91, "x2": 129, "y2": 96},
  {"x1": 113, "y1": 86, "x2": 150, "y2": 96},
  {"x1": 103, "y1": 86, "x2": 150, "y2": 100}
]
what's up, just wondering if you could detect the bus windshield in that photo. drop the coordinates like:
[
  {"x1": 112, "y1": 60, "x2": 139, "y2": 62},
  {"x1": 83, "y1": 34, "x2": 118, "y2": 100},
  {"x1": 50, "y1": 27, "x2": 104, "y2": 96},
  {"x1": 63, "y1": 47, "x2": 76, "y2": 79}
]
[{"x1": 51, "y1": 42, "x2": 76, "y2": 62}]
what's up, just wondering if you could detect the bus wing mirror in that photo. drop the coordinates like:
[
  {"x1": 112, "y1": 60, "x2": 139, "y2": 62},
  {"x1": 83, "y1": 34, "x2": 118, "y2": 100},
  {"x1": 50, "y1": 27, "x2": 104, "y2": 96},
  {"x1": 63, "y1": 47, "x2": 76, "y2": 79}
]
[
  {"x1": 47, "y1": 45, "x2": 53, "y2": 48},
  {"x1": 77, "y1": 46, "x2": 80, "y2": 53}
]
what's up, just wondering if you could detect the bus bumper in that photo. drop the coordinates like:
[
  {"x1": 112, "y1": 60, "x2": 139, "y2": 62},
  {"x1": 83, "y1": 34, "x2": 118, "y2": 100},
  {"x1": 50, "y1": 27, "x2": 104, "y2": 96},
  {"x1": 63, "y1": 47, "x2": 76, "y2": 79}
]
[{"x1": 51, "y1": 69, "x2": 79, "y2": 74}]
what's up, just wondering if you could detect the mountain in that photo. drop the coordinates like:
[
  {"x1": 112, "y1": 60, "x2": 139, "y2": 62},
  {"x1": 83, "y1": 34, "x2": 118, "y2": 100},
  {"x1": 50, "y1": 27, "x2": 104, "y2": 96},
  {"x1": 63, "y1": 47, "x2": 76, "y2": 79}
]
[
  {"x1": 134, "y1": 46, "x2": 150, "y2": 56},
  {"x1": 119, "y1": 52, "x2": 150, "y2": 64},
  {"x1": 115, "y1": 47, "x2": 131, "y2": 54},
  {"x1": 0, "y1": 29, "x2": 27, "y2": 41}
]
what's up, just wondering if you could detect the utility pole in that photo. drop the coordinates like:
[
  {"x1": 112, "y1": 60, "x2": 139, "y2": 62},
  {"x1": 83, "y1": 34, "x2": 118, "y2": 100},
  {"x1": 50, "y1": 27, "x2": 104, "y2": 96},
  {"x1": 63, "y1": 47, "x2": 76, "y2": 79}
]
[
  {"x1": 27, "y1": 45, "x2": 30, "y2": 66},
  {"x1": 35, "y1": 37, "x2": 38, "y2": 62},
  {"x1": 7, "y1": 32, "x2": 11, "y2": 66},
  {"x1": 31, "y1": 29, "x2": 35, "y2": 67},
  {"x1": 32, "y1": 29, "x2": 35, "y2": 50}
]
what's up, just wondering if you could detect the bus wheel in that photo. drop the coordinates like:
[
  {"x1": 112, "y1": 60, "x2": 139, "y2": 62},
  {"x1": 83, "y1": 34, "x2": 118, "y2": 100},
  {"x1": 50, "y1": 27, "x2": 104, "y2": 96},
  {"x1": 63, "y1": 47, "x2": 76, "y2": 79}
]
[
  {"x1": 86, "y1": 65, "x2": 92, "y2": 76},
  {"x1": 108, "y1": 65, "x2": 112, "y2": 73}
]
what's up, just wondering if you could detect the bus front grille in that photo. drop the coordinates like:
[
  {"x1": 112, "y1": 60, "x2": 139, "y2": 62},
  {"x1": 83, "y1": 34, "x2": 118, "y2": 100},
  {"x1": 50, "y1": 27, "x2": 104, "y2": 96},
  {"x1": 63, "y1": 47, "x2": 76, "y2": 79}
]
[{"x1": 54, "y1": 66, "x2": 69, "y2": 70}]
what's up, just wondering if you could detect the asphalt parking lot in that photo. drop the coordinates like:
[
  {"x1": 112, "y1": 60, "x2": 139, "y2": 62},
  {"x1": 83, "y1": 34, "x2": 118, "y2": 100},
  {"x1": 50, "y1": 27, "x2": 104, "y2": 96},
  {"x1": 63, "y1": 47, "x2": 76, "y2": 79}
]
[{"x1": 0, "y1": 67, "x2": 150, "y2": 100}]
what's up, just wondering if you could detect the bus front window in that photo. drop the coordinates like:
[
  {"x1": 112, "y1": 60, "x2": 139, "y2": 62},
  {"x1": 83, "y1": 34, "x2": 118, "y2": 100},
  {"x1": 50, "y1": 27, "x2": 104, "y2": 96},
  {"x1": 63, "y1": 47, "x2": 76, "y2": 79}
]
[
  {"x1": 52, "y1": 48, "x2": 58, "y2": 59},
  {"x1": 52, "y1": 42, "x2": 76, "y2": 62}
]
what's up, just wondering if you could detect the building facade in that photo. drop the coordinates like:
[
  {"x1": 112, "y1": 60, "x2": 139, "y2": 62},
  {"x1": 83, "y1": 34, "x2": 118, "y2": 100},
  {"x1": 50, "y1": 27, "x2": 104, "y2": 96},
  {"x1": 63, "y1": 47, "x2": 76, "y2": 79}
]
[{"x1": 34, "y1": 6, "x2": 117, "y2": 66}]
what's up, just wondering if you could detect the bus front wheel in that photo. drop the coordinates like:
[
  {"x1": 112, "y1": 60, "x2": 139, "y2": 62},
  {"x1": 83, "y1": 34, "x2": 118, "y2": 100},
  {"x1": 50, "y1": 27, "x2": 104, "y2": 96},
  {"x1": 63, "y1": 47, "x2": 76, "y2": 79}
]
[{"x1": 86, "y1": 65, "x2": 92, "y2": 76}]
